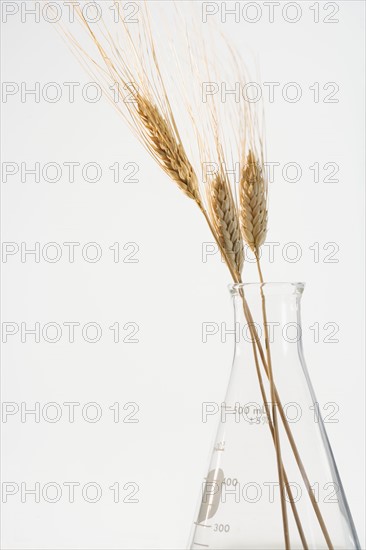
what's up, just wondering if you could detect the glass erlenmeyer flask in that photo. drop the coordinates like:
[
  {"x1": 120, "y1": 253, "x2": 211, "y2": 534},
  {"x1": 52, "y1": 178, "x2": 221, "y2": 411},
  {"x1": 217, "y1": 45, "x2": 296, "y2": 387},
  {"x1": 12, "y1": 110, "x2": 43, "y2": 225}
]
[{"x1": 188, "y1": 283, "x2": 360, "y2": 550}]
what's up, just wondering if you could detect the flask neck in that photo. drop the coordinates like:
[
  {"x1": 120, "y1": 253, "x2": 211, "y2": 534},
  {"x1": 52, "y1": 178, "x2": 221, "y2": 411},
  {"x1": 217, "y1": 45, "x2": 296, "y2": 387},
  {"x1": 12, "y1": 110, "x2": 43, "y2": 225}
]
[{"x1": 231, "y1": 282, "x2": 305, "y2": 351}]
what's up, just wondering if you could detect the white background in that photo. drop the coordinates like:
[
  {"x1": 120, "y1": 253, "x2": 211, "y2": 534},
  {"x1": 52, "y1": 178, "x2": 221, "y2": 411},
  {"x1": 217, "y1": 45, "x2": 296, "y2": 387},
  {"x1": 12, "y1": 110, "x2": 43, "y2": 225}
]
[{"x1": 1, "y1": 1, "x2": 365, "y2": 549}]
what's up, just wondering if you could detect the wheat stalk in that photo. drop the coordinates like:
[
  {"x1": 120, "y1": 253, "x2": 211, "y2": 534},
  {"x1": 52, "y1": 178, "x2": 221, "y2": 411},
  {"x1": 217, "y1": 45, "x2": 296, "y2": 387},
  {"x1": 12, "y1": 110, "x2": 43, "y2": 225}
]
[
  {"x1": 239, "y1": 150, "x2": 290, "y2": 547},
  {"x1": 240, "y1": 150, "x2": 268, "y2": 253},
  {"x1": 208, "y1": 172, "x2": 244, "y2": 279},
  {"x1": 59, "y1": 5, "x2": 335, "y2": 546}
]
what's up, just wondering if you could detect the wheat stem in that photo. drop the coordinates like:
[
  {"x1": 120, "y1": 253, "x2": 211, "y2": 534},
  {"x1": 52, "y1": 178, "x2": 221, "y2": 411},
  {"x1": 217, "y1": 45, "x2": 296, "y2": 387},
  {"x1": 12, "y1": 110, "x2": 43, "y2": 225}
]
[
  {"x1": 246, "y1": 307, "x2": 308, "y2": 549},
  {"x1": 242, "y1": 298, "x2": 334, "y2": 550},
  {"x1": 255, "y1": 256, "x2": 290, "y2": 549}
]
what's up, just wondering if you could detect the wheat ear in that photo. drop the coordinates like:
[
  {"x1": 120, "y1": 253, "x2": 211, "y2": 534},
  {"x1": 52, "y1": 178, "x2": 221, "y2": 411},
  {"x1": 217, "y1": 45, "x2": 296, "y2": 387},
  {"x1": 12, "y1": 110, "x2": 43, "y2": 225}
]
[
  {"x1": 239, "y1": 150, "x2": 268, "y2": 253},
  {"x1": 208, "y1": 173, "x2": 244, "y2": 278},
  {"x1": 136, "y1": 95, "x2": 201, "y2": 203}
]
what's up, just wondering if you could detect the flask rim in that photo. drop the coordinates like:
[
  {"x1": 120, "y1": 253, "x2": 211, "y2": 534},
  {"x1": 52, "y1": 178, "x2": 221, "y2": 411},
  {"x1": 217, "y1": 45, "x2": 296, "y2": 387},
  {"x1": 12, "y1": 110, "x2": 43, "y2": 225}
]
[{"x1": 229, "y1": 282, "x2": 305, "y2": 296}]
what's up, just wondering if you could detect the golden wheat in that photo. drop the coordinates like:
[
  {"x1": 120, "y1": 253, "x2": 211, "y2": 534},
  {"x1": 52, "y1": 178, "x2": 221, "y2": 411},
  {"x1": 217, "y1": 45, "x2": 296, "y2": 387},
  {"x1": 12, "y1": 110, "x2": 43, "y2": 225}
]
[
  {"x1": 239, "y1": 150, "x2": 268, "y2": 253},
  {"x1": 208, "y1": 172, "x2": 244, "y2": 277},
  {"x1": 60, "y1": 7, "x2": 335, "y2": 546},
  {"x1": 136, "y1": 95, "x2": 201, "y2": 203}
]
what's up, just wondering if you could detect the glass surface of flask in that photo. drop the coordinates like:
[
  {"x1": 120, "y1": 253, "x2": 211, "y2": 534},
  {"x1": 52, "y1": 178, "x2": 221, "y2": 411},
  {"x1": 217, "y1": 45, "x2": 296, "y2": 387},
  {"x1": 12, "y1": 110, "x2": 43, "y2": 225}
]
[{"x1": 188, "y1": 283, "x2": 360, "y2": 550}]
